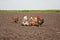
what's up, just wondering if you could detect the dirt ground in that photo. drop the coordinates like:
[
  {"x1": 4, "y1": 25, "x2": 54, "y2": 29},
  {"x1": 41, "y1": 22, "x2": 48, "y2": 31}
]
[{"x1": 0, "y1": 12, "x2": 60, "y2": 40}]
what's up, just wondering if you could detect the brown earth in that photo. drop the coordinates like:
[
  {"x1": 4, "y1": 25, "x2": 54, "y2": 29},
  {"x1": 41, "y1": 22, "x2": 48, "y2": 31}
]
[{"x1": 0, "y1": 12, "x2": 60, "y2": 40}]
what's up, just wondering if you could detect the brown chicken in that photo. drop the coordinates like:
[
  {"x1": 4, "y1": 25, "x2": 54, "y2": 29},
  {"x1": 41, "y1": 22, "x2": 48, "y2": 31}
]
[{"x1": 12, "y1": 16, "x2": 19, "y2": 23}]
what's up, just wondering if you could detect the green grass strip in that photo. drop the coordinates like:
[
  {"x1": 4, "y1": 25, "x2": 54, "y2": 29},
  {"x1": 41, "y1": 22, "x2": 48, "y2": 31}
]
[{"x1": 0, "y1": 10, "x2": 60, "y2": 12}]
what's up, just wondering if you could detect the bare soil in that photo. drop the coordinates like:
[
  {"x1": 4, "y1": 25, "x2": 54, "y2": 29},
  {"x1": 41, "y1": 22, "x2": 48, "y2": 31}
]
[{"x1": 0, "y1": 12, "x2": 60, "y2": 40}]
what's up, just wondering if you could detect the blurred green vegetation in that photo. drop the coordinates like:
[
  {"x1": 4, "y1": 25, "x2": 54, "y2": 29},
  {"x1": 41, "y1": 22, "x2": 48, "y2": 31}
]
[{"x1": 0, "y1": 10, "x2": 60, "y2": 12}]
